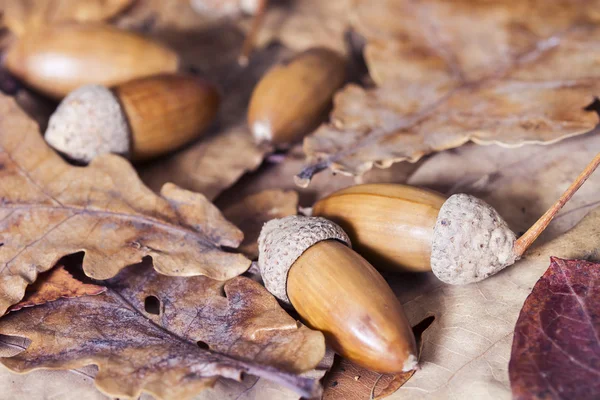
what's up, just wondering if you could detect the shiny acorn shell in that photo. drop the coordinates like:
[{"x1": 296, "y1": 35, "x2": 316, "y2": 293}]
[
  {"x1": 4, "y1": 23, "x2": 179, "y2": 99},
  {"x1": 247, "y1": 47, "x2": 346, "y2": 146},
  {"x1": 288, "y1": 240, "x2": 418, "y2": 373},
  {"x1": 313, "y1": 183, "x2": 447, "y2": 273},
  {"x1": 114, "y1": 73, "x2": 220, "y2": 161}
]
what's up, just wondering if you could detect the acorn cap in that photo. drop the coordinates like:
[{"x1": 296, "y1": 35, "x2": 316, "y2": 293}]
[
  {"x1": 45, "y1": 84, "x2": 130, "y2": 163},
  {"x1": 258, "y1": 216, "x2": 351, "y2": 304},
  {"x1": 431, "y1": 194, "x2": 517, "y2": 285}
]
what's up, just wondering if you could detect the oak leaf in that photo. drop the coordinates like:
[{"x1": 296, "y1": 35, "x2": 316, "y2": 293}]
[
  {"x1": 0, "y1": 94, "x2": 250, "y2": 315},
  {"x1": 299, "y1": 0, "x2": 600, "y2": 183},
  {"x1": 509, "y1": 257, "x2": 600, "y2": 400},
  {"x1": 0, "y1": 0, "x2": 132, "y2": 35},
  {"x1": 0, "y1": 262, "x2": 325, "y2": 400},
  {"x1": 6, "y1": 265, "x2": 105, "y2": 313},
  {"x1": 242, "y1": 0, "x2": 352, "y2": 55}
]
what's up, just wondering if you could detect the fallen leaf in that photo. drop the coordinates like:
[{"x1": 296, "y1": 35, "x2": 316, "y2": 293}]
[
  {"x1": 222, "y1": 189, "x2": 298, "y2": 259},
  {"x1": 6, "y1": 264, "x2": 106, "y2": 313},
  {"x1": 299, "y1": 1, "x2": 600, "y2": 183},
  {"x1": 509, "y1": 257, "x2": 600, "y2": 400},
  {"x1": 323, "y1": 316, "x2": 434, "y2": 400},
  {"x1": 115, "y1": 0, "x2": 224, "y2": 32},
  {"x1": 217, "y1": 144, "x2": 421, "y2": 209},
  {"x1": 198, "y1": 349, "x2": 335, "y2": 400},
  {"x1": 138, "y1": 31, "x2": 287, "y2": 200},
  {"x1": 241, "y1": 0, "x2": 352, "y2": 54},
  {"x1": 373, "y1": 131, "x2": 600, "y2": 398},
  {"x1": 0, "y1": 93, "x2": 250, "y2": 315},
  {"x1": 0, "y1": 0, "x2": 132, "y2": 35},
  {"x1": 0, "y1": 261, "x2": 325, "y2": 400}
]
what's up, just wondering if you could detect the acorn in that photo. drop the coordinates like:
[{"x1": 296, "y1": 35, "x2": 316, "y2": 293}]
[
  {"x1": 258, "y1": 216, "x2": 418, "y2": 373},
  {"x1": 247, "y1": 47, "x2": 346, "y2": 147},
  {"x1": 313, "y1": 153, "x2": 600, "y2": 284},
  {"x1": 4, "y1": 23, "x2": 179, "y2": 99},
  {"x1": 44, "y1": 73, "x2": 219, "y2": 163}
]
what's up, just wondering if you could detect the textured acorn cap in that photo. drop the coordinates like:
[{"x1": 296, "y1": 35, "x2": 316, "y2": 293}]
[
  {"x1": 431, "y1": 194, "x2": 517, "y2": 285},
  {"x1": 258, "y1": 216, "x2": 351, "y2": 304},
  {"x1": 45, "y1": 84, "x2": 130, "y2": 163}
]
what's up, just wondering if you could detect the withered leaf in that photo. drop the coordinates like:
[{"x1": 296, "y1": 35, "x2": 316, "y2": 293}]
[
  {"x1": 0, "y1": 0, "x2": 132, "y2": 35},
  {"x1": 138, "y1": 29, "x2": 288, "y2": 200},
  {"x1": 0, "y1": 94, "x2": 250, "y2": 315},
  {"x1": 299, "y1": 0, "x2": 600, "y2": 183},
  {"x1": 6, "y1": 265, "x2": 105, "y2": 313},
  {"x1": 509, "y1": 257, "x2": 600, "y2": 400},
  {"x1": 222, "y1": 189, "x2": 298, "y2": 259},
  {"x1": 0, "y1": 262, "x2": 325, "y2": 400},
  {"x1": 241, "y1": 0, "x2": 352, "y2": 54}
]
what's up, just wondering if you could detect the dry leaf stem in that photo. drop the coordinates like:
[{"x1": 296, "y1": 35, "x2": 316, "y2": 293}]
[{"x1": 513, "y1": 152, "x2": 600, "y2": 257}]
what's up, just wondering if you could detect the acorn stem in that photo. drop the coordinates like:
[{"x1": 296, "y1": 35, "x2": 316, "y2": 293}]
[
  {"x1": 513, "y1": 152, "x2": 600, "y2": 257},
  {"x1": 238, "y1": 0, "x2": 268, "y2": 66}
]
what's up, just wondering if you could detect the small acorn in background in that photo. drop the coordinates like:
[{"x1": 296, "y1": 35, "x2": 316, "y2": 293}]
[
  {"x1": 247, "y1": 47, "x2": 346, "y2": 147},
  {"x1": 4, "y1": 23, "x2": 179, "y2": 99},
  {"x1": 313, "y1": 152, "x2": 600, "y2": 285},
  {"x1": 258, "y1": 216, "x2": 418, "y2": 373},
  {"x1": 45, "y1": 73, "x2": 220, "y2": 163}
]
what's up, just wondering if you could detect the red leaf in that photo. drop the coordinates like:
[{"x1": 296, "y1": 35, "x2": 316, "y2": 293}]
[{"x1": 509, "y1": 257, "x2": 600, "y2": 400}]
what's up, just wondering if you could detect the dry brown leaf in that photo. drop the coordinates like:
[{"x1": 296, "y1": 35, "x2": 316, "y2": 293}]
[
  {"x1": 0, "y1": 0, "x2": 132, "y2": 35},
  {"x1": 222, "y1": 189, "x2": 298, "y2": 259},
  {"x1": 0, "y1": 261, "x2": 325, "y2": 400},
  {"x1": 138, "y1": 31, "x2": 289, "y2": 200},
  {"x1": 217, "y1": 144, "x2": 421, "y2": 209},
  {"x1": 6, "y1": 264, "x2": 106, "y2": 313},
  {"x1": 241, "y1": 0, "x2": 352, "y2": 54},
  {"x1": 0, "y1": 93, "x2": 250, "y2": 315},
  {"x1": 115, "y1": 0, "x2": 225, "y2": 32},
  {"x1": 0, "y1": 340, "x2": 335, "y2": 400},
  {"x1": 369, "y1": 131, "x2": 600, "y2": 399},
  {"x1": 299, "y1": 0, "x2": 600, "y2": 183}
]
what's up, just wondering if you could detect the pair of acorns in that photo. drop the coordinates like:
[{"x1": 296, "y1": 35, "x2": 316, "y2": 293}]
[
  {"x1": 256, "y1": 152, "x2": 600, "y2": 373},
  {"x1": 5, "y1": 23, "x2": 345, "y2": 162}
]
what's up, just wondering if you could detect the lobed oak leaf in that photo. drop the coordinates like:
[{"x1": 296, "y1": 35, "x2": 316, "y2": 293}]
[
  {"x1": 509, "y1": 257, "x2": 600, "y2": 400},
  {"x1": 240, "y1": 0, "x2": 352, "y2": 55},
  {"x1": 0, "y1": 262, "x2": 325, "y2": 400},
  {"x1": 0, "y1": 0, "x2": 132, "y2": 35},
  {"x1": 6, "y1": 264, "x2": 106, "y2": 313},
  {"x1": 0, "y1": 93, "x2": 250, "y2": 315},
  {"x1": 299, "y1": 0, "x2": 600, "y2": 183}
]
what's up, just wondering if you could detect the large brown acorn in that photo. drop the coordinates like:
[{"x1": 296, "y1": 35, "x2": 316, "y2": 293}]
[
  {"x1": 44, "y1": 73, "x2": 219, "y2": 162},
  {"x1": 313, "y1": 153, "x2": 600, "y2": 284},
  {"x1": 258, "y1": 216, "x2": 418, "y2": 373},
  {"x1": 4, "y1": 23, "x2": 179, "y2": 99},
  {"x1": 247, "y1": 47, "x2": 346, "y2": 147}
]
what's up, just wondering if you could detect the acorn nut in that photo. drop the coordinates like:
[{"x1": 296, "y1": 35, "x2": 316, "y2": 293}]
[
  {"x1": 314, "y1": 153, "x2": 600, "y2": 285},
  {"x1": 247, "y1": 47, "x2": 346, "y2": 147},
  {"x1": 258, "y1": 216, "x2": 418, "y2": 373},
  {"x1": 45, "y1": 73, "x2": 220, "y2": 162},
  {"x1": 4, "y1": 23, "x2": 179, "y2": 99}
]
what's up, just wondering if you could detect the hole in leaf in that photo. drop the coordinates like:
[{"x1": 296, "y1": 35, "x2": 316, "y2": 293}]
[
  {"x1": 196, "y1": 341, "x2": 209, "y2": 350},
  {"x1": 144, "y1": 296, "x2": 160, "y2": 315}
]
